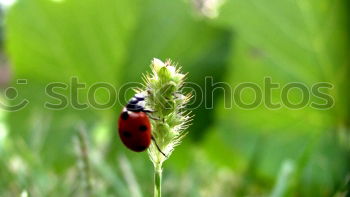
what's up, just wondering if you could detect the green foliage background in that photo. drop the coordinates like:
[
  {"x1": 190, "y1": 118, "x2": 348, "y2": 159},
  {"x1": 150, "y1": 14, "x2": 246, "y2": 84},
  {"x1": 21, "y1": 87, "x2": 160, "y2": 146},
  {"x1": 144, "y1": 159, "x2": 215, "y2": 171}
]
[{"x1": 0, "y1": 0, "x2": 349, "y2": 196}]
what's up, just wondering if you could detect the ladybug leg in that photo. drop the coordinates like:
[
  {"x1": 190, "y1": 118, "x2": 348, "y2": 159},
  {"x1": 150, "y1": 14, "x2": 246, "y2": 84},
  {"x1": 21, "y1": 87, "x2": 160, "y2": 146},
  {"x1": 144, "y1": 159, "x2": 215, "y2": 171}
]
[
  {"x1": 151, "y1": 136, "x2": 168, "y2": 158},
  {"x1": 143, "y1": 109, "x2": 154, "y2": 113},
  {"x1": 149, "y1": 115, "x2": 160, "y2": 121}
]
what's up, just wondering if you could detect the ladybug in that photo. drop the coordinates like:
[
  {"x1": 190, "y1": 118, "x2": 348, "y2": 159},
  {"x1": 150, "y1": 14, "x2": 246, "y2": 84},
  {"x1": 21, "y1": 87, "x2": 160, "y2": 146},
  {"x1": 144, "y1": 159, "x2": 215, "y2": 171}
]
[{"x1": 118, "y1": 93, "x2": 166, "y2": 156}]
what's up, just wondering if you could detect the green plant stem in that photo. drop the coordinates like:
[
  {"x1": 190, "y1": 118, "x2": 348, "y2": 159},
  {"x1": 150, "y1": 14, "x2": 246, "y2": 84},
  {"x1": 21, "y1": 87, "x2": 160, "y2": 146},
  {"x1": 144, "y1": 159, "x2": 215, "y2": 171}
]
[{"x1": 154, "y1": 163, "x2": 163, "y2": 197}]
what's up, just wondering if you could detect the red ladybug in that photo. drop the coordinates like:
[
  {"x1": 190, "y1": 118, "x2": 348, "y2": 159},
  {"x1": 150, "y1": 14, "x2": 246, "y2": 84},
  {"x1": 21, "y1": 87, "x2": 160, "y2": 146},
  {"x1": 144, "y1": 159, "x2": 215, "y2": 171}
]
[{"x1": 118, "y1": 94, "x2": 166, "y2": 156}]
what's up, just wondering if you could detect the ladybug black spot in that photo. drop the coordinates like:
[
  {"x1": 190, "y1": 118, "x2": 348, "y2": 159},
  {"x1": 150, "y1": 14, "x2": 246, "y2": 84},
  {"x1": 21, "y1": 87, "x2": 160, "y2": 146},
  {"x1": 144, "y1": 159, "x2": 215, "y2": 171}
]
[
  {"x1": 135, "y1": 146, "x2": 147, "y2": 151},
  {"x1": 121, "y1": 111, "x2": 129, "y2": 120},
  {"x1": 122, "y1": 131, "x2": 132, "y2": 138},
  {"x1": 139, "y1": 125, "x2": 148, "y2": 132}
]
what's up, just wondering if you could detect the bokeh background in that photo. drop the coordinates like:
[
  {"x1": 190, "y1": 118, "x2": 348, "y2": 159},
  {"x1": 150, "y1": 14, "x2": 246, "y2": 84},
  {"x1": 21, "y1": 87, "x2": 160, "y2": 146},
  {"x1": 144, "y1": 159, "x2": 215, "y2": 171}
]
[{"x1": 0, "y1": 0, "x2": 350, "y2": 196}]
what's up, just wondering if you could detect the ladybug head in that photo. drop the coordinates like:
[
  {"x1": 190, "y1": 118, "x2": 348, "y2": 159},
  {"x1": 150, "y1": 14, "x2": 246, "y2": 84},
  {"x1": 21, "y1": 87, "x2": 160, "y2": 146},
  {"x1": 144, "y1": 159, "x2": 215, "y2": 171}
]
[{"x1": 126, "y1": 93, "x2": 146, "y2": 112}]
